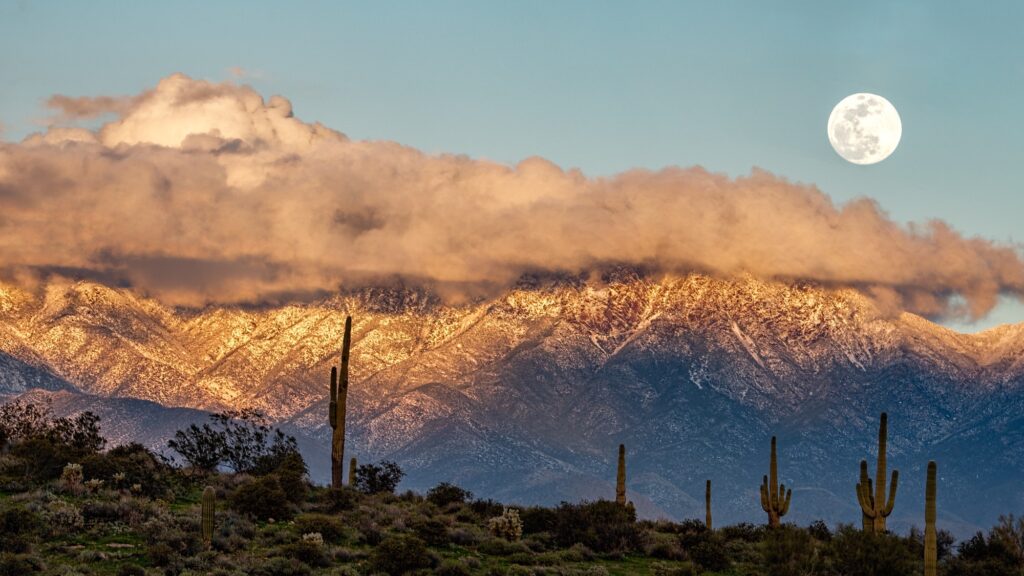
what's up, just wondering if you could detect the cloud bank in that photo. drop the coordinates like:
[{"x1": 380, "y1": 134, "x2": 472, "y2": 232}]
[{"x1": 1, "y1": 73, "x2": 1022, "y2": 318}]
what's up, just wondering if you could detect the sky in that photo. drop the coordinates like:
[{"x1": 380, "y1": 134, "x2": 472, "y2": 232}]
[{"x1": 1, "y1": 0, "x2": 1022, "y2": 330}]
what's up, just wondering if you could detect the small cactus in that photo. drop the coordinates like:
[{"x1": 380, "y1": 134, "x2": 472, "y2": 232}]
[
  {"x1": 705, "y1": 480, "x2": 713, "y2": 530},
  {"x1": 349, "y1": 456, "x2": 357, "y2": 486},
  {"x1": 488, "y1": 507, "x2": 523, "y2": 541},
  {"x1": 60, "y1": 463, "x2": 83, "y2": 491},
  {"x1": 925, "y1": 461, "x2": 937, "y2": 576},
  {"x1": 759, "y1": 436, "x2": 792, "y2": 528},
  {"x1": 201, "y1": 486, "x2": 216, "y2": 549},
  {"x1": 616, "y1": 444, "x2": 626, "y2": 505}
]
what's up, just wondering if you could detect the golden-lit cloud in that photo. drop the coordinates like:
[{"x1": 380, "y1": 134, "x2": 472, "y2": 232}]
[{"x1": 1, "y1": 73, "x2": 1023, "y2": 318}]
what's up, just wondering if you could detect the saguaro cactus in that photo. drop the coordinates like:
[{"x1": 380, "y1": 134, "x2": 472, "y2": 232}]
[
  {"x1": 705, "y1": 480, "x2": 713, "y2": 530},
  {"x1": 615, "y1": 444, "x2": 626, "y2": 505},
  {"x1": 329, "y1": 316, "x2": 352, "y2": 489},
  {"x1": 349, "y1": 456, "x2": 357, "y2": 486},
  {"x1": 201, "y1": 486, "x2": 216, "y2": 549},
  {"x1": 856, "y1": 412, "x2": 899, "y2": 533},
  {"x1": 760, "y1": 436, "x2": 792, "y2": 528},
  {"x1": 925, "y1": 461, "x2": 937, "y2": 576},
  {"x1": 856, "y1": 460, "x2": 874, "y2": 531}
]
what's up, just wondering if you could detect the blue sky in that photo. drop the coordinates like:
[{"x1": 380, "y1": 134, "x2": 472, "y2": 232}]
[{"x1": 1, "y1": 0, "x2": 1021, "y2": 329}]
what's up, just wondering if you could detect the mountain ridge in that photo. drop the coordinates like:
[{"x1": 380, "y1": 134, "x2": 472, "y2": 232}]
[{"x1": 1, "y1": 273, "x2": 1022, "y2": 536}]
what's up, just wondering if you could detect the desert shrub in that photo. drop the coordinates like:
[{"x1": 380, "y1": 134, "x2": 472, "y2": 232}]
[
  {"x1": 645, "y1": 534, "x2": 686, "y2": 560},
  {"x1": 650, "y1": 561, "x2": 697, "y2": 576},
  {"x1": 551, "y1": 500, "x2": 640, "y2": 553},
  {"x1": 450, "y1": 525, "x2": 484, "y2": 546},
  {"x1": 230, "y1": 475, "x2": 292, "y2": 521},
  {"x1": 116, "y1": 565, "x2": 146, "y2": 576},
  {"x1": 720, "y1": 522, "x2": 765, "y2": 543},
  {"x1": 353, "y1": 460, "x2": 405, "y2": 494},
  {"x1": 426, "y1": 482, "x2": 473, "y2": 508},
  {"x1": 488, "y1": 507, "x2": 524, "y2": 541},
  {"x1": 410, "y1": 514, "x2": 450, "y2": 546},
  {"x1": 477, "y1": 537, "x2": 532, "y2": 557},
  {"x1": 254, "y1": 557, "x2": 312, "y2": 576},
  {"x1": 947, "y1": 527, "x2": 1023, "y2": 576},
  {"x1": 808, "y1": 519, "x2": 833, "y2": 541},
  {"x1": 468, "y1": 498, "x2": 505, "y2": 520},
  {"x1": 42, "y1": 500, "x2": 84, "y2": 536},
  {"x1": 827, "y1": 525, "x2": 917, "y2": 576},
  {"x1": 80, "y1": 443, "x2": 172, "y2": 498},
  {"x1": 267, "y1": 451, "x2": 308, "y2": 503},
  {"x1": 146, "y1": 542, "x2": 176, "y2": 567},
  {"x1": 369, "y1": 534, "x2": 434, "y2": 575},
  {"x1": 435, "y1": 558, "x2": 473, "y2": 576},
  {"x1": 316, "y1": 486, "x2": 358, "y2": 513},
  {"x1": 278, "y1": 539, "x2": 330, "y2": 568},
  {"x1": 761, "y1": 525, "x2": 824, "y2": 576},
  {"x1": 167, "y1": 410, "x2": 300, "y2": 474},
  {"x1": 293, "y1": 514, "x2": 346, "y2": 544},
  {"x1": 0, "y1": 553, "x2": 44, "y2": 575},
  {"x1": 689, "y1": 533, "x2": 730, "y2": 572},
  {"x1": 520, "y1": 506, "x2": 558, "y2": 535},
  {"x1": 0, "y1": 508, "x2": 39, "y2": 553}
]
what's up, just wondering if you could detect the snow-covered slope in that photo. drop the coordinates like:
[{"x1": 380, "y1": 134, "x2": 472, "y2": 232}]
[{"x1": 1, "y1": 272, "x2": 1022, "y2": 535}]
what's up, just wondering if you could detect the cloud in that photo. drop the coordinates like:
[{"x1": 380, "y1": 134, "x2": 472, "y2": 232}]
[
  {"x1": 44, "y1": 93, "x2": 142, "y2": 123},
  {"x1": 1, "y1": 73, "x2": 1023, "y2": 318}
]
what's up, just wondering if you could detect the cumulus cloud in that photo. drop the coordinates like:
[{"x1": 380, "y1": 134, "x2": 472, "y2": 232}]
[{"x1": 1, "y1": 73, "x2": 1023, "y2": 318}]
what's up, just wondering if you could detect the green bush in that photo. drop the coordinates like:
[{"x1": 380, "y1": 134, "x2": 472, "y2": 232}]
[
  {"x1": 0, "y1": 553, "x2": 44, "y2": 575},
  {"x1": 0, "y1": 508, "x2": 39, "y2": 553},
  {"x1": 230, "y1": 475, "x2": 293, "y2": 521},
  {"x1": 762, "y1": 525, "x2": 824, "y2": 576},
  {"x1": 293, "y1": 513, "x2": 346, "y2": 544},
  {"x1": 410, "y1": 514, "x2": 450, "y2": 546},
  {"x1": 278, "y1": 540, "x2": 329, "y2": 568},
  {"x1": 826, "y1": 525, "x2": 917, "y2": 576},
  {"x1": 80, "y1": 443, "x2": 172, "y2": 498},
  {"x1": 353, "y1": 460, "x2": 405, "y2": 494},
  {"x1": 254, "y1": 556, "x2": 312, "y2": 576},
  {"x1": 426, "y1": 482, "x2": 473, "y2": 508},
  {"x1": 551, "y1": 500, "x2": 640, "y2": 553},
  {"x1": 690, "y1": 534, "x2": 730, "y2": 572},
  {"x1": 369, "y1": 535, "x2": 434, "y2": 575}
]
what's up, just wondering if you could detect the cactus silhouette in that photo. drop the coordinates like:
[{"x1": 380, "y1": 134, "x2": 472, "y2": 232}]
[
  {"x1": 925, "y1": 461, "x2": 937, "y2": 576},
  {"x1": 705, "y1": 479, "x2": 713, "y2": 530},
  {"x1": 329, "y1": 316, "x2": 352, "y2": 489},
  {"x1": 349, "y1": 456, "x2": 357, "y2": 486},
  {"x1": 856, "y1": 460, "x2": 874, "y2": 531},
  {"x1": 759, "y1": 436, "x2": 792, "y2": 528},
  {"x1": 856, "y1": 412, "x2": 899, "y2": 533},
  {"x1": 615, "y1": 444, "x2": 626, "y2": 505},
  {"x1": 201, "y1": 486, "x2": 215, "y2": 549}
]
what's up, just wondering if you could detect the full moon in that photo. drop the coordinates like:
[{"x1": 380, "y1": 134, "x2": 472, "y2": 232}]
[{"x1": 827, "y1": 93, "x2": 902, "y2": 165}]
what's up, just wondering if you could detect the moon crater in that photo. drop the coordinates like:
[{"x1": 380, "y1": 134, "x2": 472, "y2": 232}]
[{"x1": 827, "y1": 93, "x2": 902, "y2": 165}]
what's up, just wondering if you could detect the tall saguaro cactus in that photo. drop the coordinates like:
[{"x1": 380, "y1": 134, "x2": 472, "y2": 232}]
[
  {"x1": 856, "y1": 412, "x2": 899, "y2": 533},
  {"x1": 615, "y1": 444, "x2": 626, "y2": 505},
  {"x1": 760, "y1": 436, "x2": 792, "y2": 528},
  {"x1": 201, "y1": 486, "x2": 216, "y2": 549},
  {"x1": 329, "y1": 316, "x2": 352, "y2": 489},
  {"x1": 705, "y1": 480, "x2": 713, "y2": 530},
  {"x1": 925, "y1": 461, "x2": 937, "y2": 576}
]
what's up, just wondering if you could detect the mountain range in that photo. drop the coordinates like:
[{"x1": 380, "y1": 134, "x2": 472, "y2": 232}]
[{"x1": 1, "y1": 271, "x2": 1022, "y2": 537}]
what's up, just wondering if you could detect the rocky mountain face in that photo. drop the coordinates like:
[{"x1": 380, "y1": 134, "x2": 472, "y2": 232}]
[{"x1": 1, "y1": 273, "x2": 1022, "y2": 536}]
